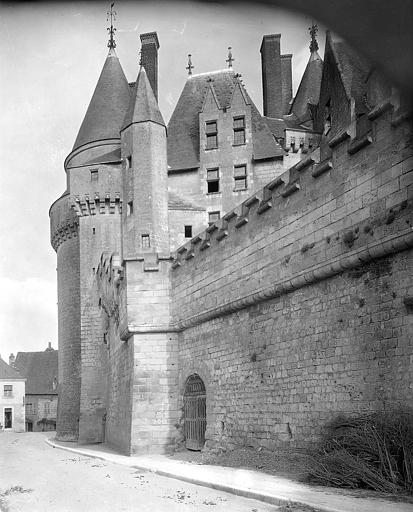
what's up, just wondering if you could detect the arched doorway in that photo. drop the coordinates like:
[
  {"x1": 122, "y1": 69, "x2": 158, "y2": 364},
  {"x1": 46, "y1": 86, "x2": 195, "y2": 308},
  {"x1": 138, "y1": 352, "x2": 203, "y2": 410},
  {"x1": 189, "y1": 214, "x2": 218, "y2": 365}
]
[{"x1": 183, "y1": 374, "x2": 206, "y2": 450}]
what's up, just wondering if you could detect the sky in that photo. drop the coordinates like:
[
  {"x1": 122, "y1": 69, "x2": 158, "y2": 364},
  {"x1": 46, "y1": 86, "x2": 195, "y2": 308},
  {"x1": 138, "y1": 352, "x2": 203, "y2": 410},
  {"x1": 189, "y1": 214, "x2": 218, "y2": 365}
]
[{"x1": 0, "y1": 0, "x2": 325, "y2": 361}]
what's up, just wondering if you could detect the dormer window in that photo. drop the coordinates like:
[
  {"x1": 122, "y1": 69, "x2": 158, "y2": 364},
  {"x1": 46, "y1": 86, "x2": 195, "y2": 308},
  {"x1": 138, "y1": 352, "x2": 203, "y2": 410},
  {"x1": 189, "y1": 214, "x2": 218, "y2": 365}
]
[
  {"x1": 205, "y1": 121, "x2": 218, "y2": 149},
  {"x1": 233, "y1": 116, "x2": 245, "y2": 145},
  {"x1": 324, "y1": 99, "x2": 332, "y2": 135}
]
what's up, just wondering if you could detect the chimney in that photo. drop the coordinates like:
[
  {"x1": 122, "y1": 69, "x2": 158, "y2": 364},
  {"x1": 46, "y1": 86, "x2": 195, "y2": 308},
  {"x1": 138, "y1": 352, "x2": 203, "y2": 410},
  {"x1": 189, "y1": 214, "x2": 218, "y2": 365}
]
[
  {"x1": 260, "y1": 34, "x2": 283, "y2": 118},
  {"x1": 9, "y1": 353, "x2": 15, "y2": 367},
  {"x1": 140, "y1": 32, "x2": 160, "y2": 101},
  {"x1": 45, "y1": 342, "x2": 54, "y2": 352},
  {"x1": 281, "y1": 54, "x2": 293, "y2": 115}
]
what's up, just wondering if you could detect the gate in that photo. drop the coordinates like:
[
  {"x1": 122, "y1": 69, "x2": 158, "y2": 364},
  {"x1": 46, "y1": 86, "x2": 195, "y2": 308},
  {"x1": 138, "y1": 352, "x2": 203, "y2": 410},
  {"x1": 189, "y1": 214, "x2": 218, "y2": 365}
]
[{"x1": 183, "y1": 374, "x2": 206, "y2": 450}]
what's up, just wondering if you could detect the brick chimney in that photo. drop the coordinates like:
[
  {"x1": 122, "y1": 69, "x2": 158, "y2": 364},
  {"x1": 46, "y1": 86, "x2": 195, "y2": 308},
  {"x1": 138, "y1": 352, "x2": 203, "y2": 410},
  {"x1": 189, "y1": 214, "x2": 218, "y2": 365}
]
[
  {"x1": 281, "y1": 54, "x2": 293, "y2": 115},
  {"x1": 9, "y1": 353, "x2": 15, "y2": 367},
  {"x1": 140, "y1": 32, "x2": 160, "y2": 101},
  {"x1": 260, "y1": 34, "x2": 283, "y2": 118}
]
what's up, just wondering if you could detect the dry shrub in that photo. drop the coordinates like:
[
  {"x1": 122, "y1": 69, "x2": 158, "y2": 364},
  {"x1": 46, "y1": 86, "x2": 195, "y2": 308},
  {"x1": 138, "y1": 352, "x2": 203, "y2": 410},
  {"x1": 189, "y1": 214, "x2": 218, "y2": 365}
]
[{"x1": 307, "y1": 408, "x2": 413, "y2": 494}]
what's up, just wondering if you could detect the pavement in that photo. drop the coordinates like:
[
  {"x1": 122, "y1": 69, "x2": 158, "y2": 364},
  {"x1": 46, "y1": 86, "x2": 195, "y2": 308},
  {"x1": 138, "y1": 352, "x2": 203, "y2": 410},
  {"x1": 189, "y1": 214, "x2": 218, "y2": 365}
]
[{"x1": 45, "y1": 437, "x2": 413, "y2": 512}]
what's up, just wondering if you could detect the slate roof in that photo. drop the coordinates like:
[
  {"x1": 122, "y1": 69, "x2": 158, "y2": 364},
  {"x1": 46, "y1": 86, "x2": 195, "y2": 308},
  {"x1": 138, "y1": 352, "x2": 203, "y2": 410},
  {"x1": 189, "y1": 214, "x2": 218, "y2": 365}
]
[
  {"x1": 167, "y1": 70, "x2": 284, "y2": 171},
  {"x1": 0, "y1": 358, "x2": 24, "y2": 380},
  {"x1": 122, "y1": 66, "x2": 165, "y2": 131},
  {"x1": 83, "y1": 148, "x2": 122, "y2": 166},
  {"x1": 72, "y1": 48, "x2": 131, "y2": 152},
  {"x1": 328, "y1": 32, "x2": 371, "y2": 114},
  {"x1": 14, "y1": 350, "x2": 58, "y2": 395},
  {"x1": 168, "y1": 191, "x2": 205, "y2": 211},
  {"x1": 290, "y1": 50, "x2": 323, "y2": 123}
]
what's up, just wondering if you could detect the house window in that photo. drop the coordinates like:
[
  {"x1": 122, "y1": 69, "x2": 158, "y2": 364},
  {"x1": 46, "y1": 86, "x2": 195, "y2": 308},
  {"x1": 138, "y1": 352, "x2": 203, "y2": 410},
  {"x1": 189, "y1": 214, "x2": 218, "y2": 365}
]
[
  {"x1": 234, "y1": 164, "x2": 247, "y2": 190},
  {"x1": 44, "y1": 402, "x2": 50, "y2": 415},
  {"x1": 90, "y1": 169, "x2": 98, "y2": 181},
  {"x1": 233, "y1": 116, "x2": 246, "y2": 145},
  {"x1": 184, "y1": 225, "x2": 193, "y2": 238},
  {"x1": 127, "y1": 201, "x2": 134, "y2": 216},
  {"x1": 205, "y1": 121, "x2": 218, "y2": 149},
  {"x1": 26, "y1": 403, "x2": 33, "y2": 415},
  {"x1": 208, "y1": 211, "x2": 220, "y2": 226},
  {"x1": 3, "y1": 385, "x2": 12, "y2": 397},
  {"x1": 207, "y1": 168, "x2": 220, "y2": 194},
  {"x1": 141, "y1": 234, "x2": 150, "y2": 249}
]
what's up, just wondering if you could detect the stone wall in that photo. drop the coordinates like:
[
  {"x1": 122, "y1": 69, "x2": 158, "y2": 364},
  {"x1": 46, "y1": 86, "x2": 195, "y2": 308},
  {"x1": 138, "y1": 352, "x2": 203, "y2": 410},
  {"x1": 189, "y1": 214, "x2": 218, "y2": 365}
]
[{"x1": 171, "y1": 102, "x2": 413, "y2": 451}]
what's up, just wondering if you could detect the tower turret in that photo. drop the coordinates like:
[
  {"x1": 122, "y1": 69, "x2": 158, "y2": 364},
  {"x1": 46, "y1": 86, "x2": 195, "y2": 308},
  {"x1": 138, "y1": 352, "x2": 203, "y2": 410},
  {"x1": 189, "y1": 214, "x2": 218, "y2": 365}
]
[{"x1": 121, "y1": 63, "x2": 169, "y2": 257}]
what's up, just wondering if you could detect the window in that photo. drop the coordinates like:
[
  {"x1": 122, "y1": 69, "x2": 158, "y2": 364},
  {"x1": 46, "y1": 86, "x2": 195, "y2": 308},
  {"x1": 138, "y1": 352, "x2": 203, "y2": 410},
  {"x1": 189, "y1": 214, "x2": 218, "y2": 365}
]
[
  {"x1": 3, "y1": 385, "x2": 12, "y2": 397},
  {"x1": 205, "y1": 121, "x2": 218, "y2": 149},
  {"x1": 208, "y1": 211, "x2": 220, "y2": 226},
  {"x1": 184, "y1": 225, "x2": 193, "y2": 238},
  {"x1": 90, "y1": 169, "x2": 98, "y2": 181},
  {"x1": 44, "y1": 402, "x2": 50, "y2": 415},
  {"x1": 233, "y1": 116, "x2": 246, "y2": 145},
  {"x1": 26, "y1": 403, "x2": 33, "y2": 415},
  {"x1": 141, "y1": 234, "x2": 150, "y2": 249},
  {"x1": 324, "y1": 99, "x2": 331, "y2": 135},
  {"x1": 127, "y1": 201, "x2": 134, "y2": 216},
  {"x1": 207, "y1": 168, "x2": 220, "y2": 194},
  {"x1": 4, "y1": 408, "x2": 12, "y2": 429},
  {"x1": 234, "y1": 164, "x2": 247, "y2": 190},
  {"x1": 127, "y1": 156, "x2": 132, "y2": 169}
]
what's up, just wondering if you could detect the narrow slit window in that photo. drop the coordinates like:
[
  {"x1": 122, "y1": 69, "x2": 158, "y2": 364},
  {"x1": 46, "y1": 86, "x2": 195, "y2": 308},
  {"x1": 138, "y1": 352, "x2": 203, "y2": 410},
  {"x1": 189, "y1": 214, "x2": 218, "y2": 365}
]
[
  {"x1": 233, "y1": 116, "x2": 246, "y2": 145},
  {"x1": 234, "y1": 164, "x2": 247, "y2": 191},
  {"x1": 205, "y1": 121, "x2": 218, "y2": 149},
  {"x1": 127, "y1": 201, "x2": 134, "y2": 216},
  {"x1": 141, "y1": 234, "x2": 150, "y2": 249},
  {"x1": 184, "y1": 225, "x2": 193, "y2": 238},
  {"x1": 207, "y1": 168, "x2": 219, "y2": 194}
]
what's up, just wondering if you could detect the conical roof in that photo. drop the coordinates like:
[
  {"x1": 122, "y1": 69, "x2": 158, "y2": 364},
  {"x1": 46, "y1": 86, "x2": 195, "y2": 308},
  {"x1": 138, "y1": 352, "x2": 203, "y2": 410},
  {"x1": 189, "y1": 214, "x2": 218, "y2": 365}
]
[
  {"x1": 72, "y1": 48, "x2": 131, "y2": 152},
  {"x1": 122, "y1": 65, "x2": 165, "y2": 131},
  {"x1": 289, "y1": 50, "x2": 323, "y2": 123}
]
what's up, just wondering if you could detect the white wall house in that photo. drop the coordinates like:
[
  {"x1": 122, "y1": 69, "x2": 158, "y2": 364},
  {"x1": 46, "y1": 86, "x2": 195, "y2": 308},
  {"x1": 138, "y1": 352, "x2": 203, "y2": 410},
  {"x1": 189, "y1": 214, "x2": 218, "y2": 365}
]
[{"x1": 0, "y1": 357, "x2": 26, "y2": 432}]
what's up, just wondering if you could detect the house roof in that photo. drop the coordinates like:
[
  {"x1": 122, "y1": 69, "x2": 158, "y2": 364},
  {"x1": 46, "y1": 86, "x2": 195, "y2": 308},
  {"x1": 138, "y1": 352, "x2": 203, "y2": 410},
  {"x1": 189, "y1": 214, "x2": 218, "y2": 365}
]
[
  {"x1": 290, "y1": 50, "x2": 323, "y2": 123},
  {"x1": 14, "y1": 350, "x2": 58, "y2": 395},
  {"x1": 168, "y1": 191, "x2": 205, "y2": 211},
  {"x1": 167, "y1": 69, "x2": 284, "y2": 171},
  {"x1": 0, "y1": 358, "x2": 24, "y2": 380},
  {"x1": 72, "y1": 48, "x2": 131, "y2": 152}
]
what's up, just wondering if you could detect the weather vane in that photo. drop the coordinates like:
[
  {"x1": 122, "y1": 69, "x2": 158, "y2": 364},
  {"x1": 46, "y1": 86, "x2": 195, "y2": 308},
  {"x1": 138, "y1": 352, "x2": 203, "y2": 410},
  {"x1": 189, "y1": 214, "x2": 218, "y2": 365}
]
[
  {"x1": 226, "y1": 47, "x2": 234, "y2": 69},
  {"x1": 107, "y1": 2, "x2": 117, "y2": 50},
  {"x1": 186, "y1": 54, "x2": 194, "y2": 76},
  {"x1": 309, "y1": 23, "x2": 319, "y2": 53}
]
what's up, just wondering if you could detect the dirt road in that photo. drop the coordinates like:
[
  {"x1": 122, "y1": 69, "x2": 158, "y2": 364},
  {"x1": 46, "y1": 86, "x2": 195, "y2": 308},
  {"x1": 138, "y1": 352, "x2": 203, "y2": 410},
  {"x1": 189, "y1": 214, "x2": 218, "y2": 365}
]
[{"x1": 0, "y1": 432, "x2": 280, "y2": 512}]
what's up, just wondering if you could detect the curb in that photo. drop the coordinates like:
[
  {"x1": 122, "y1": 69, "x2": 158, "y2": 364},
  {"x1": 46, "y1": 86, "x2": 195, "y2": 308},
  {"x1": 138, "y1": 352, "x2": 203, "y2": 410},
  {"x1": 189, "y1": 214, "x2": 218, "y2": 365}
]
[{"x1": 44, "y1": 437, "x2": 337, "y2": 512}]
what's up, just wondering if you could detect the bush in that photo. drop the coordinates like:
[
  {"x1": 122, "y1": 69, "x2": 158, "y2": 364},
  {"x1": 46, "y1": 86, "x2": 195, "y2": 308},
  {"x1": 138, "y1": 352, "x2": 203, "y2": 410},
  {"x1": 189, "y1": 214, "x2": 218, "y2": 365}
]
[{"x1": 307, "y1": 409, "x2": 413, "y2": 494}]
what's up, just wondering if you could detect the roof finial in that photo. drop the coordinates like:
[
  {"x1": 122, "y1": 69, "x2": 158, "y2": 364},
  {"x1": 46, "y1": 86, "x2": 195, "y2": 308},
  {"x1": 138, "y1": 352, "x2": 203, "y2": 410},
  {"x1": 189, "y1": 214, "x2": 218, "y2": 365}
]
[
  {"x1": 107, "y1": 2, "x2": 117, "y2": 50},
  {"x1": 186, "y1": 54, "x2": 194, "y2": 76},
  {"x1": 309, "y1": 22, "x2": 319, "y2": 53},
  {"x1": 226, "y1": 46, "x2": 234, "y2": 68}
]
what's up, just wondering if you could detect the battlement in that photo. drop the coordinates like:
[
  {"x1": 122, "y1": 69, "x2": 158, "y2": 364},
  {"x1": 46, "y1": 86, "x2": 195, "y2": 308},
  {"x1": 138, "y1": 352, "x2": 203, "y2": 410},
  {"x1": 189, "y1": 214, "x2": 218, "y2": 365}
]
[
  {"x1": 171, "y1": 98, "x2": 413, "y2": 327},
  {"x1": 71, "y1": 193, "x2": 122, "y2": 217}
]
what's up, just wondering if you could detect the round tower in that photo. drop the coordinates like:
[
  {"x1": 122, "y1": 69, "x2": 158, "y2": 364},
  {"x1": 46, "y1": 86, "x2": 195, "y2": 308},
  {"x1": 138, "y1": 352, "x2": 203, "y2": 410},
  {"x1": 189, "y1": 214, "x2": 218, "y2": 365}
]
[{"x1": 50, "y1": 23, "x2": 131, "y2": 441}]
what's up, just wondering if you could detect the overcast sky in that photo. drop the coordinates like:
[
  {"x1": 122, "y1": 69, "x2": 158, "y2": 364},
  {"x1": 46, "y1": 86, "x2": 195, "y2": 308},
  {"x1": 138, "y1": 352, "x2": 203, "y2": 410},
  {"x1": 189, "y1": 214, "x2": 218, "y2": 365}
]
[{"x1": 0, "y1": 0, "x2": 325, "y2": 361}]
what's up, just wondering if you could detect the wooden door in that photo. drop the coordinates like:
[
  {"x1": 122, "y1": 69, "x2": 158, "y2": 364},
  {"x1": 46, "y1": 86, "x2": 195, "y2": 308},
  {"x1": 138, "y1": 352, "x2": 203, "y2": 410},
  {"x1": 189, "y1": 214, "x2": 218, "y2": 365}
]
[{"x1": 184, "y1": 374, "x2": 206, "y2": 450}]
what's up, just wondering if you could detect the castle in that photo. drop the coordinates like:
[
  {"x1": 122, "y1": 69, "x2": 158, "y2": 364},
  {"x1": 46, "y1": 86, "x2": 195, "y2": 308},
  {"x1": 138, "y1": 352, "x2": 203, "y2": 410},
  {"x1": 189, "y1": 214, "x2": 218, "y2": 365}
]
[{"x1": 49, "y1": 15, "x2": 413, "y2": 455}]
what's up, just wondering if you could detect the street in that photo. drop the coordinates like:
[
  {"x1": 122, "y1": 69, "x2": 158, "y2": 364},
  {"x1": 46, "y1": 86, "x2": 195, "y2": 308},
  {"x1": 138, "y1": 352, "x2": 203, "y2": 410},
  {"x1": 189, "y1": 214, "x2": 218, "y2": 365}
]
[{"x1": 0, "y1": 432, "x2": 280, "y2": 512}]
